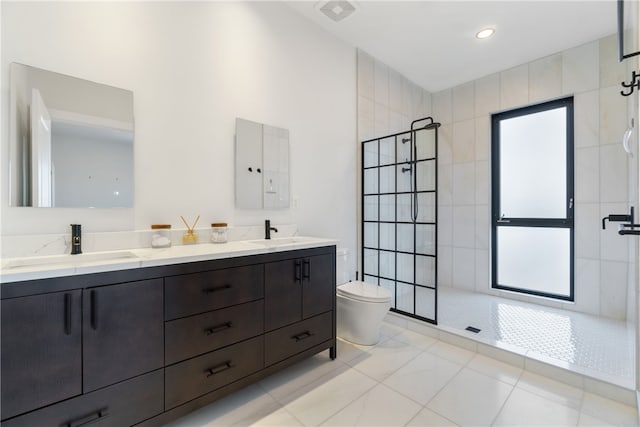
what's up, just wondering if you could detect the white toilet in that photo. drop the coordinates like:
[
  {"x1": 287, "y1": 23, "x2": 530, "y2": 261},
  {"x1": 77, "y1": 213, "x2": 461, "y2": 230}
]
[{"x1": 336, "y1": 250, "x2": 391, "y2": 346}]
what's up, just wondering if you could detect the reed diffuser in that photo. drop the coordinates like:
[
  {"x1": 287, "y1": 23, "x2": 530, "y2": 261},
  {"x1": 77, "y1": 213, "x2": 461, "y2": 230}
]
[{"x1": 181, "y1": 215, "x2": 200, "y2": 245}]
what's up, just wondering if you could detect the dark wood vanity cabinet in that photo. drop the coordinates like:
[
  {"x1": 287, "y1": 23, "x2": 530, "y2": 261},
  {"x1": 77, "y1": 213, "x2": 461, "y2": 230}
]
[
  {"x1": 1, "y1": 245, "x2": 336, "y2": 427},
  {"x1": 83, "y1": 279, "x2": 164, "y2": 393},
  {"x1": 1, "y1": 290, "x2": 82, "y2": 420},
  {"x1": 1, "y1": 279, "x2": 165, "y2": 425}
]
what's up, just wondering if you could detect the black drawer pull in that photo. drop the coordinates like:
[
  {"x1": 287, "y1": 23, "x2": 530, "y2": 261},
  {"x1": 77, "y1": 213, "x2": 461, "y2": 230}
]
[
  {"x1": 303, "y1": 259, "x2": 310, "y2": 280},
  {"x1": 90, "y1": 290, "x2": 98, "y2": 330},
  {"x1": 294, "y1": 260, "x2": 302, "y2": 283},
  {"x1": 204, "y1": 322, "x2": 233, "y2": 335},
  {"x1": 202, "y1": 284, "x2": 231, "y2": 294},
  {"x1": 205, "y1": 361, "x2": 233, "y2": 377},
  {"x1": 66, "y1": 407, "x2": 109, "y2": 427},
  {"x1": 64, "y1": 293, "x2": 72, "y2": 335},
  {"x1": 292, "y1": 331, "x2": 314, "y2": 342}
]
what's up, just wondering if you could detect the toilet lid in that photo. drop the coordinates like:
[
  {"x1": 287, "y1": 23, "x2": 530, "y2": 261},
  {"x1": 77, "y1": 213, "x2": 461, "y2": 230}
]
[{"x1": 337, "y1": 281, "x2": 392, "y2": 303}]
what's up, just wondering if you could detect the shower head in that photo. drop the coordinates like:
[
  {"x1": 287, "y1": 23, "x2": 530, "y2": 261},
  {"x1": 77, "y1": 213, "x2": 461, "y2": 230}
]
[{"x1": 423, "y1": 122, "x2": 441, "y2": 130}]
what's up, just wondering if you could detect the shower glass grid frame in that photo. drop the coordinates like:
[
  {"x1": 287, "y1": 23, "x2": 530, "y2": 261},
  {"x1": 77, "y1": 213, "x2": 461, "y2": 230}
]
[{"x1": 361, "y1": 125, "x2": 438, "y2": 324}]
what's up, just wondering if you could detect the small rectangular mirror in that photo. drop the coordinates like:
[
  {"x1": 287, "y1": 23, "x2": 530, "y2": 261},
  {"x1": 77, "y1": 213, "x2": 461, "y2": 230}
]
[
  {"x1": 235, "y1": 118, "x2": 289, "y2": 209},
  {"x1": 9, "y1": 63, "x2": 134, "y2": 208}
]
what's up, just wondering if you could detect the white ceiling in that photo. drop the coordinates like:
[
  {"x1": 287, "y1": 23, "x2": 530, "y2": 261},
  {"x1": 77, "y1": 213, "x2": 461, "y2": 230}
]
[{"x1": 285, "y1": 1, "x2": 618, "y2": 92}]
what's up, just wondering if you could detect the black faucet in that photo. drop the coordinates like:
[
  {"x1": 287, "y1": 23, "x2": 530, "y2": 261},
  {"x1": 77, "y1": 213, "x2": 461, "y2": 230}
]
[
  {"x1": 265, "y1": 219, "x2": 278, "y2": 240},
  {"x1": 70, "y1": 224, "x2": 82, "y2": 254}
]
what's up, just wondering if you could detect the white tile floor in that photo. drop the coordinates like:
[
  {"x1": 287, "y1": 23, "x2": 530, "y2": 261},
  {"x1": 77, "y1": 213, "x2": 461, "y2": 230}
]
[
  {"x1": 437, "y1": 286, "x2": 636, "y2": 388},
  {"x1": 165, "y1": 323, "x2": 638, "y2": 427}
]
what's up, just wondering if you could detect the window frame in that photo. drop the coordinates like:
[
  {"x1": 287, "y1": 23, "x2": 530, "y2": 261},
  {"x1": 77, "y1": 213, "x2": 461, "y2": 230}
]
[{"x1": 491, "y1": 97, "x2": 575, "y2": 301}]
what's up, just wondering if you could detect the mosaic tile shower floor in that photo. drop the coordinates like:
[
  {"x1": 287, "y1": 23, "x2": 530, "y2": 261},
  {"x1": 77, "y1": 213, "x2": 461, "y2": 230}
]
[{"x1": 438, "y1": 286, "x2": 635, "y2": 387}]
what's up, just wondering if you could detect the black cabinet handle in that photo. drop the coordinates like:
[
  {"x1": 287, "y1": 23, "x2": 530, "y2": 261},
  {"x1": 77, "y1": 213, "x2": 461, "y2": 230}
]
[
  {"x1": 90, "y1": 290, "x2": 98, "y2": 330},
  {"x1": 292, "y1": 331, "x2": 314, "y2": 342},
  {"x1": 204, "y1": 322, "x2": 232, "y2": 335},
  {"x1": 205, "y1": 361, "x2": 233, "y2": 377},
  {"x1": 294, "y1": 260, "x2": 302, "y2": 283},
  {"x1": 64, "y1": 293, "x2": 72, "y2": 335},
  {"x1": 202, "y1": 284, "x2": 231, "y2": 294},
  {"x1": 303, "y1": 259, "x2": 310, "y2": 280},
  {"x1": 66, "y1": 407, "x2": 109, "y2": 427}
]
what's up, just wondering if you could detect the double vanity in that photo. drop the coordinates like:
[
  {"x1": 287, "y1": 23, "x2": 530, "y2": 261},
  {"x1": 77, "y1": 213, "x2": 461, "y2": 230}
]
[{"x1": 0, "y1": 237, "x2": 337, "y2": 426}]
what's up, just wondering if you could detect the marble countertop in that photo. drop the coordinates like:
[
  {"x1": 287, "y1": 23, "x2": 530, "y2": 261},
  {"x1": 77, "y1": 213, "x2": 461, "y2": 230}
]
[{"x1": 0, "y1": 236, "x2": 338, "y2": 283}]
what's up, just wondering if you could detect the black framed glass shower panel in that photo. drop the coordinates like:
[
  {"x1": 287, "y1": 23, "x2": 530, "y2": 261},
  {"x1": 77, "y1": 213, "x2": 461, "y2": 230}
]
[{"x1": 361, "y1": 123, "x2": 438, "y2": 324}]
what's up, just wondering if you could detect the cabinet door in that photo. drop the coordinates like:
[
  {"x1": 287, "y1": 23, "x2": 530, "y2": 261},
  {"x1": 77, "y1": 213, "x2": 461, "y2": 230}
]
[
  {"x1": 83, "y1": 278, "x2": 163, "y2": 393},
  {"x1": 302, "y1": 253, "x2": 334, "y2": 319},
  {"x1": 265, "y1": 258, "x2": 302, "y2": 331},
  {"x1": 1, "y1": 290, "x2": 82, "y2": 420}
]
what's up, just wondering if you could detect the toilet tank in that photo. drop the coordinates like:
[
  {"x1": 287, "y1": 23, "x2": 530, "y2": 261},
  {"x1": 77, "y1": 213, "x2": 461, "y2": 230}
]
[{"x1": 336, "y1": 248, "x2": 350, "y2": 285}]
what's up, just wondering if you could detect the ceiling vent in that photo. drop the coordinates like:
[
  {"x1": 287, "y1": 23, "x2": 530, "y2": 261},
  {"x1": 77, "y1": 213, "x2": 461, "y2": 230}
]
[{"x1": 318, "y1": 1, "x2": 356, "y2": 22}]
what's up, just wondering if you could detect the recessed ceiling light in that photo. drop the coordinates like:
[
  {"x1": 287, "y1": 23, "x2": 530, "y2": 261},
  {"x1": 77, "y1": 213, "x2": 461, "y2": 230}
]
[{"x1": 476, "y1": 27, "x2": 495, "y2": 39}]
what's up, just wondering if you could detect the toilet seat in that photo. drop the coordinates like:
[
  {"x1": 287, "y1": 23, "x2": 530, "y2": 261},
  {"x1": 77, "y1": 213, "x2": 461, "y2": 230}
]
[{"x1": 337, "y1": 281, "x2": 391, "y2": 303}]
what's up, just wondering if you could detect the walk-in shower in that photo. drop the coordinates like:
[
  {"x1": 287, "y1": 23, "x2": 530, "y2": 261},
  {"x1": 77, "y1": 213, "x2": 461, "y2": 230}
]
[{"x1": 361, "y1": 117, "x2": 441, "y2": 324}]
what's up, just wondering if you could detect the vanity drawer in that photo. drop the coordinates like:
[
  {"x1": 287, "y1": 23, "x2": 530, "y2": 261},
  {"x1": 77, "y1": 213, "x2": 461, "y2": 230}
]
[
  {"x1": 165, "y1": 264, "x2": 264, "y2": 320},
  {"x1": 264, "y1": 311, "x2": 333, "y2": 366},
  {"x1": 165, "y1": 336, "x2": 264, "y2": 409},
  {"x1": 1, "y1": 369, "x2": 163, "y2": 427},
  {"x1": 165, "y1": 300, "x2": 264, "y2": 365}
]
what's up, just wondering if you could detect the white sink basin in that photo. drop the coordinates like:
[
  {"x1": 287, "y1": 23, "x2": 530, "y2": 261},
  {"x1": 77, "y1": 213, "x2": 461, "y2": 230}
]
[
  {"x1": 2, "y1": 250, "x2": 139, "y2": 270},
  {"x1": 248, "y1": 237, "x2": 307, "y2": 246}
]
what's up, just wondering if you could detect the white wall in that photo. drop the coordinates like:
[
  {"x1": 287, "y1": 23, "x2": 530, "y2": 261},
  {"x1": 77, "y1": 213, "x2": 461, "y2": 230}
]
[{"x1": 1, "y1": 2, "x2": 357, "y2": 271}]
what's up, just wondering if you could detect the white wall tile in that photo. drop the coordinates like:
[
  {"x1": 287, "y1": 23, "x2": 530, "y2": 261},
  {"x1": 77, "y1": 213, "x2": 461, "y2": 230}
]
[
  {"x1": 389, "y1": 110, "x2": 408, "y2": 134},
  {"x1": 475, "y1": 116, "x2": 490, "y2": 161},
  {"x1": 599, "y1": 144, "x2": 629, "y2": 203},
  {"x1": 574, "y1": 203, "x2": 600, "y2": 260},
  {"x1": 574, "y1": 90, "x2": 599, "y2": 148},
  {"x1": 438, "y1": 205, "x2": 453, "y2": 245},
  {"x1": 529, "y1": 54, "x2": 562, "y2": 103},
  {"x1": 439, "y1": 164, "x2": 453, "y2": 206},
  {"x1": 475, "y1": 205, "x2": 489, "y2": 249},
  {"x1": 475, "y1": 160, "x2": 489, "y2": 205},
  {"x1": 374, "y1": 103, "x2": 390, "y2": 137},
  {"x1": 599, "y1": 85, "x2": 628, "y2": 145},
  {"x1": 599, "y1": 260, "x2": 628, "y2": 320},
  {"x1": 452, "y1": 162, "x2": 475, "y2": 205},
  {"x1": 452, "y1": 247, "x2": 475, "y2": 290},
  {"x1": 475, "y1": 249, "x2": 489, "y2": 292},
  {"x1": 453, "y1": 81, "x2": 475, "y2": 122},
  {"x1": 420, "y1": 89, "x2": 432, "y2": 118},
  {"x1": 374, "y1": 60, "x2": 389, "y2": 106},
  {"x1": 389, "y1": 67, "x2": 403, "y2": 113},
  {"x1": 562, "y1": 41, "x2": 599, "y2": 94},
  {"x1": 475, "y1": 73, "x2": 500, "y2": 117},
  {"x1": 599, "y1": 34, "x2": 627, "y2": 89},
  {"x1": 433, "y1": 89, "x2": 453, "y2": 124},
  {"x1": 574, "y1": 147, "x2": 600, "y2": 203},
  {"x1": 357, "y1": 50, "x2": 375, "y2": 101},
  {"x1": 452, "y1": 119, "x2": 475, "y2": 163},
  {"x1": 572, "y1": 258, "x2": 600, "y2": 315},
  {"x1": 500, "y1": 64, "x2": 529, "y2": 110},
  {"x1": 438, "y1": 245, "x2": 453, "y2": 287},
  {"x1": 438, "y1": 124, "x2": 453, "y2": 165},
  {"x1": 453, "y1": 206, "x2": 475, "y2": 248}
]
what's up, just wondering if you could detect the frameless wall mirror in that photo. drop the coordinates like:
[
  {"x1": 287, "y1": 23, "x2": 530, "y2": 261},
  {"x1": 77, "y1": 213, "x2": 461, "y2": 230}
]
[
  {"x1": 235, "y1": 118, "x2": 289, "y2": 209},
  {"x1": 9, "y1": 63, "x2": 134, "y2": 208}
]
